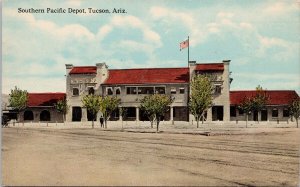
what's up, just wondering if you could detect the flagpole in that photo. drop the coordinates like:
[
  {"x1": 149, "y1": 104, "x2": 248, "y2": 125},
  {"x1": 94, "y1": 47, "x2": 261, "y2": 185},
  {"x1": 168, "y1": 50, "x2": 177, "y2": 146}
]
[{"x1": 188, "y1": 36, "x2": 190, "y2": 66}]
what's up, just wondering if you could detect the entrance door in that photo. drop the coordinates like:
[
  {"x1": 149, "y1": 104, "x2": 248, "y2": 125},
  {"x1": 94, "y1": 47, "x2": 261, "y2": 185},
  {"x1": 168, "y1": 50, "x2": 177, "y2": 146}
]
[
  {"x1": 261, "y1": 109, "x2": 268, "y2": 121},
  {"x1": 212, "y1": 106, "x2": 223, "y2": 121},
  {"x1": 72, "y1": 107, "x2": 82, "y2": 121}
]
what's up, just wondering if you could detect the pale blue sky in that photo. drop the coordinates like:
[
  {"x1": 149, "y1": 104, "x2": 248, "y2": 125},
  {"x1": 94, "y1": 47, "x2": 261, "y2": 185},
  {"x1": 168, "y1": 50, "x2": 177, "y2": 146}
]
[{"x1": 2, "y1": 0, "x2": 299, "y2": 94}]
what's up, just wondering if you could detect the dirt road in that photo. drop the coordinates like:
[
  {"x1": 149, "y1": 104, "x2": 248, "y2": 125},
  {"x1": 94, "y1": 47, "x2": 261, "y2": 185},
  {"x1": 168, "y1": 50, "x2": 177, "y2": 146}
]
[{"x1": 2, "y1": 127, "x2": 300, "y2": 186}]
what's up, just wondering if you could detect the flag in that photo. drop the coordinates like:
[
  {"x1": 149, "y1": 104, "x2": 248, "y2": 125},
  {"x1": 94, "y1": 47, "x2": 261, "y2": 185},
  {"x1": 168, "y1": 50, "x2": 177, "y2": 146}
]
[{"x1": 180, "y1": 39, "x2": 189, "y2": 51}]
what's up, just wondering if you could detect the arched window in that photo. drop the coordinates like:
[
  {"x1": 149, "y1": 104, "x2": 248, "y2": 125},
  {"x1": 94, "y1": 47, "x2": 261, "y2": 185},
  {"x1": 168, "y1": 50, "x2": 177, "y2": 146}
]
[
  {"x1": 88, "y1": 87, "x2": 95, "y2": 95},
  {"x1": 116, "y1": 88, "x2": 121, "y2": 95},
  {"x1": 24, "y1": 110, "x2": 34, "y2": 121},
  {"x1": 40, "y1": 110, "x2": 51, "y2": 121},
  {"x1": 107, "y1": 87, "x2": 113, "y2": 95},
  {"x1": 73, "y1": 88, "x2": 79, "y2": 96}
]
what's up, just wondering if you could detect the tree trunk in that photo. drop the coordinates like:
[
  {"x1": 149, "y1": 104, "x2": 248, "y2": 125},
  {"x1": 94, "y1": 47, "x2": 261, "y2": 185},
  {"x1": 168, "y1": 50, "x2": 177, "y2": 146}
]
[
  {"x1": 296, "y1": 118, "x2": 299, "y2": 128},
  {"x1": 105, "y1": 120, "x2": 107, "y2": 128},
  {"x1": 92, "y1": 119, "x2": 94, "y2": 129},
  {"x1": 156, "y1": 120, "x2": 159, "y2": 132},
  {"x1": 63, "y1": 114, "x2": 65, "y2": 125},
  {"x1": 246, "y1": 114, "x2": 248, "y2": 128},
  {"x1": 151, "y1": 121, "x2": 153, "y2": 128},
  {"x1": 197, "y1": 120, "x2": 199, "y2": 128},
  {"x1": 17, "y1": 112, "x2": 21, "y2": 124}
]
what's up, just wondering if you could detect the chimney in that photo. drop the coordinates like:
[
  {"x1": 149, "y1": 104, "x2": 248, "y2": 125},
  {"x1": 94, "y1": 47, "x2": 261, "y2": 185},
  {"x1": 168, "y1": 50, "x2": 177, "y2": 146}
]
[
  {"x1": 222, "y1": 60, "x2": 231, "y2": 65},
  {"x1": 65, "y1": 64, "x2": 73, "y2": 74},
  {"x1": 188, "y1": 61, "x2": 196, "y2": 67}
]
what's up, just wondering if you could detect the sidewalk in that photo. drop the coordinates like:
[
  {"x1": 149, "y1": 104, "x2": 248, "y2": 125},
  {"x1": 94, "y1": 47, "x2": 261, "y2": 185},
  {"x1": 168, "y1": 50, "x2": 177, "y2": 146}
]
[{"x1": 6, "y1": 120, "x2": 299, "y2": 136}]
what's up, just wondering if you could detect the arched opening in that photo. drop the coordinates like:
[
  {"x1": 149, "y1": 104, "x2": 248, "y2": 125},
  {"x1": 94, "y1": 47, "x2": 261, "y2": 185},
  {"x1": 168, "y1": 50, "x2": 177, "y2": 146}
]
[
  {"x1": 40, "y1": 110, "x2": 51, "y2": 121},
  {"x1": 24, "y1": 110, "x2": 34, "y2": 121}
]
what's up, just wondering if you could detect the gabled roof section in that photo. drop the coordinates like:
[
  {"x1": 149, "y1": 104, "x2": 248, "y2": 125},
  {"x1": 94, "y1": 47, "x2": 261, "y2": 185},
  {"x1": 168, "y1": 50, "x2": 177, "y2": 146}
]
[
  {"x1": 230, "y1": 90, "x2": 299, "y2": 106},
  {"x1": 195, "y1": 63, "x2": 224, "y2": 71},
  {"x1": 27, "y1": 93, "x2": 66, "y2": 107},
  {"x1": 104, "y1": 68, "x2": 189, "y2": 85},
  {"x1": 69, "y1": 66, "x2": 97, "y2": 74}
]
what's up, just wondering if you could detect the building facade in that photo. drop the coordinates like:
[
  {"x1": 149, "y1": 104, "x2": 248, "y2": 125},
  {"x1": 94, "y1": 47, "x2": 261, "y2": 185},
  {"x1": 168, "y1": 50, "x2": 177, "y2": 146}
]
[
  {"x1": 230, "y1": 90, "x2": 299, "y2": 122},
  {"x1": 5, "y1": 61, "x2": 298, "y2": 123},
  {"x1": 65, "y1": 61, "x2": 231, "y2": 122},
  {"x1": 18, "y1": 93, "x2": 65, "y2": 123}
]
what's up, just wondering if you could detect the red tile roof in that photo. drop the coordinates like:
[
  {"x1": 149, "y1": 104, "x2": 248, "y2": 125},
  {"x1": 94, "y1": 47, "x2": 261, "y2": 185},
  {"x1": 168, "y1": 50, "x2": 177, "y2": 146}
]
[
  {"x1": 230, "y1": 90, "x2": 299, "y2": 106},
  {"x1": 103, "y1": 68, "x2": 189, "y2": 85},
  {"x1": 27, "y1": 93, "x2": 66, "y2": 107},
  {"x1": 69, "y1": 66, "x2": 97, "y2": 74},
  {"x1": 195, "y1": 63, "x2": 224, "y2": 71}
]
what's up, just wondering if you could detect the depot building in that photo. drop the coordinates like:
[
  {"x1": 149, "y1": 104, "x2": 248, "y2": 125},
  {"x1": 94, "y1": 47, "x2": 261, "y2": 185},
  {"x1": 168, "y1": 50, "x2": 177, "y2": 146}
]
[{"x1": 11, "y1": 60, "x2": 299, "y2": 123}]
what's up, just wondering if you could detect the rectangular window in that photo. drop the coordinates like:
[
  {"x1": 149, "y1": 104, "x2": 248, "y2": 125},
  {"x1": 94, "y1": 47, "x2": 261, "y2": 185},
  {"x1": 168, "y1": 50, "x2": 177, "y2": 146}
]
[
  {"x1": 283, "y1": 108, "x2": 289, "y2": 117},
  {"x1": 272, "y1": 108, "x2": 278, "y2": 117},
  {"x1": 155, "y1": 87, "x2": 165, "y2": 94},
  {"x1": 170, "y1": 87, "x2": 176, "y2": 94},
  {"x1": 138, "y1": 87, "x2": 154, "y2": 94},
  {"x1": 72, "y1": 88, "x2": 79, "y2": 96},
  {"x1": 215, "y1": 85, "x2": 221, "y2": 94},
  {"x1": 179, "y1": 88, "x2": 185, "y2": 94},
  {"x1": 106, "y1": 87, "x2": 113, "y2": 95},
  {"x1": 126, "y1": 87, "x2": 136, "y2": 94}
]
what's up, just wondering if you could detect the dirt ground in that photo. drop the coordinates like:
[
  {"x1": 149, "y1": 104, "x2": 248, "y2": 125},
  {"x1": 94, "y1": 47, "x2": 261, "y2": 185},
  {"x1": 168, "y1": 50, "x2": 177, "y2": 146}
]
[{"x1": 2, "y1": 127, "x2": 300, "y2": 186}]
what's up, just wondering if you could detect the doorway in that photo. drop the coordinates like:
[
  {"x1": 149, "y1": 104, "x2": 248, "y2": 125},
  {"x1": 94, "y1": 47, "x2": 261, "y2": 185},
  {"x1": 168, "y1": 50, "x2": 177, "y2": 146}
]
[
  {"x1": 212, "y1": 106, "x2": 223, "y2": 121},
  {"x1": 261, "y1": 109, "x2": 268, "y2": 121},
  {"x1": 72, "y1": 107, "x2": 82, "y2": 121}
]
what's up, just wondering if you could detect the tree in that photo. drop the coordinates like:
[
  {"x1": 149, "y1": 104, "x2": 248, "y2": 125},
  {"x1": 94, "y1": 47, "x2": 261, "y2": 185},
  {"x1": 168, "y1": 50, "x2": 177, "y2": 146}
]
[
  {"x1": 238, "y1": 97, "x2": 253, "y2": 128},
  {"x1": 189, "y1": 75, "x2": 213, "y2": 128},
  {"x1": 251, "y1": 85, "x2": 269, "y2": 123},
  {"x1": 140, "y1": 94, "x2": 173, "y2": 132},
  {"x1": 140, "y1": 96, "x2": 156, "y2": 128},
  {"x1": 9, "y1": 86, "x2": 28, "y2": 122},
  {"x1": 99, "y1": 96, "x2": 121, "y2": 128},
  {"x1": 289, "y1": 98, "x2": 300, "y2": 128},
  {"x1": 54, "y1": 99, "x2": 69, "y2": 125},
  {"x1": 82, "y1": 95, "x2": 102, "y2": 128},
  {"x1": 119, "y1": 107, "x2": 127, "y2": 129}
]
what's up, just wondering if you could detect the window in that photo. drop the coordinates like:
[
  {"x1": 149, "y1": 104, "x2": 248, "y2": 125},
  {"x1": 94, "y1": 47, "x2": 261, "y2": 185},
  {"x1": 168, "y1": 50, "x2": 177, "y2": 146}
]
[
  {"x1": 126, "y1": 87, "x2": 136, "y2": 94},
  {"x1": 107, "y1": 87, "x2": 113, "y2": 95},
  {"x1": 88, "y1": 87, "x2": 94, "y2": 95},
  {"x1": 215, "y1": 85, "x2": 221, "y2": 94},
  {"x1": 73, "y1": 88, "x2": 79, "y2": 96},
  {"x1": 283, "y1": 108, "x2": 289, "y2": 117},
  {"x1": 155, "y1": 87, "x2": 165, "y2": 94},
  {"x1": 137, "y1": 87, "x2": 154, "y2": 94},
  {"x1": 272, "y1": 108, "x2": 278, "y2": 117},
  {"x1": 179, "y1": 88, "x2": 185, "y2": 94},
  {"x1": 116, "y1": 87, "x2": 121, "y2": 95},
  {"x1": 170, "y1": 87, "x2": 176, "y2": 94}
]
